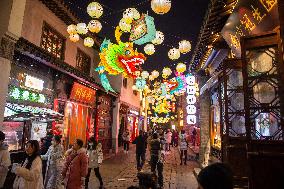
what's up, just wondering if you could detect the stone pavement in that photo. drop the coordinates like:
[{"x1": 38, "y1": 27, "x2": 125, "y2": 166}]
[{"x1": 88, "y1": 145, "x2": 199, "y2": 189}]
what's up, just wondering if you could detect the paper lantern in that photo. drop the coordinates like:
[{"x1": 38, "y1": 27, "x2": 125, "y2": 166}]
[
  {"x1": 87, "y1": 2, "x2": 103, "y2": 18},
  {"x1": 141, "y1": 71, "x2": 150, "y2": 79},
  {"x1": 76, "y1": 23, "x2": 88, "y2": 35},
  {"x1": 84, "y1": 37, "x2": 94, "y2": 47},
  {"x1": 176, "y1": 63, "x2": 186, "y2": 73},
  {"x1": 162, "y1": 67, "x2": 172, "y2": 78},
  {"x1": 67, "y1": 24, "x2": 77, "y2": 34},
  {"x1": 149, "y1": 75, "x2": 154, "y2": 81},
  {"x1": 151, "y1": 70, "x2": 160, "y2": 78},
  {"x1": 152, "y1": 31, "x2": 164, "y2": 45},
  {"x1": 69, "y1": 33, "x2": 79, "y2": 42},
  {"x1": 88, "y1": 20, "x2": 102, "y2": 33},
  {"x1": 119, "y1": 18, "x2": 131, "y2": 32},
  {"x1": 151, "y1": 0, "x2": 171, "y2": 15},
  {"x1": 144, "y1": 44, "x2": 155, "y2": 55},
  {"x1": 179, "y1": 40, "x2": 191, "y2": 54},
  {"x1": 123, "y1": 8, "x2": 140, "y2": 22},
  {"x1": 168, "y1": 48, "x2": 180, "y2": 60}
]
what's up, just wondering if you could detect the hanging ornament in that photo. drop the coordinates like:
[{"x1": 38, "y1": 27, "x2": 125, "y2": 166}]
[
  {"x1": 176, "y1": 63, "x2": 186, "y2": 73},
  {"x1": 152, "y1": 31, "x2": 164, "y2": 45},
  {"x1": 151, "y1": 70, "x2": 160, "y2": 78},
  {"x1": 135, "y1": 77, "x2": 147, "y2": 90},
  {"x1": 144, "y1": 44, "x2": 155, "y2": 55},
  {"x1": 141, "y1": 71, "x2": 150, "y2": 79},
  {"x1": 69, "y1": 33, "x2": 79, "y2": 42},
  {"x1": 88, "y1": 20, "x2": 102, "y2": 33},
  {"x1": 67, "y1": 24, "x2": 77, "y2": 34},
  {"x1": 119, "y1": 18, "x2": 132, "y2": 32},
  {"x1": 123, "y1": 8, "x2": 140, "y2": 22},
  {"x1": 151, "y1": 0, "x2": 171, "y2": 15},
  {"x1": 179, "y1": 40, "x2": 191, "y2": 54},
  {"x1": 76, "y1": 23, "x2": 88, "y2": 35},
  {"x1": 168, "y1": 48, "x2": 180, "y2": 60},
  {"x1": 87, "y1": 2, "x2": 103, "y2": 18},
  {"x1": 84, "y1": 37, "x2": 94, "y2": 47},
  {"x1": 162, "y1": 67, "x2": 172, "y2": 78}
]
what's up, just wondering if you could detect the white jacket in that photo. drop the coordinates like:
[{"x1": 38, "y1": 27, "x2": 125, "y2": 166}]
[
  {"x1": 13, "y1": 156, "x2": 44, "y2": 189},
  {"x1": 87, "y1": 149, "x2": 103, "y2": 168},
  {"x1": 179, "y1": 134, "x2": 188, "y2": 151},
  {"x1": 0, "y1": 143, "x2": 11, "y2": 188}
]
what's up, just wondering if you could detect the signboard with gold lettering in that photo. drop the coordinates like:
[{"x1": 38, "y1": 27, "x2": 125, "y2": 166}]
[
  {"x1": 221, "y1": 0, "x2": 279, "y2": 57},
  {"x1": 70, "y1": 82, "x2": 96, "y2": 105}
]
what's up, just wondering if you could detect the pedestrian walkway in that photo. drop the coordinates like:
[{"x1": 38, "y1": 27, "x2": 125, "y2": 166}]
[{"x1": 88, "y1": 145, "x2": 199, "y2": 189}]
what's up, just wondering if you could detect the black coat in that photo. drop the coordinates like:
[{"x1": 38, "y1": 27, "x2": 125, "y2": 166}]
[{"x1": 132, "y1": 135, "x2": 147, "y2": 154}]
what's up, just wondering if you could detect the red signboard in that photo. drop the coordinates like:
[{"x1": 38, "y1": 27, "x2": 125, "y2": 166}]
[{"x1": 70, "y1": 82, "x2": 96, "y2": 105}]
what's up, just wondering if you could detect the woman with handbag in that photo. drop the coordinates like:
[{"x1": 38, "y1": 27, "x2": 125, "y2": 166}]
[{"x1": 41, "y1": 135, "x2": 64, "y2": 189}]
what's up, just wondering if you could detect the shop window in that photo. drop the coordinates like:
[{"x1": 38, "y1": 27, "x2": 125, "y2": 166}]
[
  {"x1": 40, "y1": 22, "x2": 65, "y2": 60},
  {"x1": 123, "y1": 78, "x2": 127, "y2": 88},
  {"x1": 76, "y1": 49, "x2": 91, "y2": 75}
]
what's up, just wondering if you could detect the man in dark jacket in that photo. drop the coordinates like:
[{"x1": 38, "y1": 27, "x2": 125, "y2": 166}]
[{"x1": 132, "y1": 130, "x2": 147, "y2": 171}]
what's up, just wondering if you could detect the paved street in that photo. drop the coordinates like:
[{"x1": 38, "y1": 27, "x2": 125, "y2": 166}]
[{"x1": 88, "y1": 145, "x2": 199, "y2": 189}]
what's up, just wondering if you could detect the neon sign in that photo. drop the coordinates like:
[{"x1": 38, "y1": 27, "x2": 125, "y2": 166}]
[
  {"x1": 9, "y1": 87, "x2": 46, "y2": 103},
  {"x1": 24, "y1": 75, "x2": 44, "y2": 91},
  {"x1": 186, "y1": 75, "x2": 197, "y2": 125},
  {"x1": 70, "y1": 82, "x2": 96, "y2": 104}
]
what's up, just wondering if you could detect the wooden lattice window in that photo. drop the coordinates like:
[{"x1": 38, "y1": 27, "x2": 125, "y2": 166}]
[
  {"x1": 76, "y1": 49, "x2": 91, "y2": 75},
  {"x1": 40, "y1": 22, "x2": 65, "y2": 59}
]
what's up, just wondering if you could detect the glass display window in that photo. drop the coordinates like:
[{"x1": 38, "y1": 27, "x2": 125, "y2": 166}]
[{"x1": 1, "y1": 122, "x2": 24, "y2": 151}]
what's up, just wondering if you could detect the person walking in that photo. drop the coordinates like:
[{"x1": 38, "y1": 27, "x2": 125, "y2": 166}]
[
  {"x1": 172, "y1": 130, "x2": 179, "y2": 147},
  {"x1": 164, "y1": 129, "x2": 172, "y2": 152},
  {"x1": 179, "y1": 130, "x2": 188, "y2": 165},
  {"x1": 149, "y1": 133, "x2": 164, "y2": 188},
  {"x1": 12, "y1": 140, "x2": 43, "y2": 189},
  {"x1": 132, "y1": 130, "x2": 147, "y2": 171},
  {"x1": 85, "y1": 137, "x2": 104, "y2": 189},
  {"x1": 61, "y1": 139, "x2": 88, "y2": 189},
  {"x1": 0, "y1": 131, "x2": 11, "y2": 189},
  {"x1": 122, "y1": 129, "x2": 130, "y2": 154},
  {"x1": 41, "y1": 135, "x2": 64, "y2": 189},
  {"x1": 192, "y1": 128, "x2": 197, "y2": 147}
]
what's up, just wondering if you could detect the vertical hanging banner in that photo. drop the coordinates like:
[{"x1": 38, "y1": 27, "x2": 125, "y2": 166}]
[
  {"x1": 186, "y1": 74, "x2": 197, "y2": 125},
  {"x1": 70, "y1": 82, "x2": 96, "y2": 105}
]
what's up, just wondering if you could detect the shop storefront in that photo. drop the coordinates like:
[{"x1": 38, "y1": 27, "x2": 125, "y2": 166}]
[{"x1": 128, "y1": 108, "x2": 139, "y2": 141}]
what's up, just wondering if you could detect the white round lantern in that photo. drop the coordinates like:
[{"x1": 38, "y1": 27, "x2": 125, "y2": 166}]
[
  {"x1": 67, "y1": 24, "x2": 77, "y2": 34},
  {"x1": 151, "y1": 0, "x2": 171, "y2": 15},
  {"x1": 144, "y1": 44, "x2": 155, "y2": 55},
  {"x1": 179, "y1": 40, "x2": 191, "y2": 54},
  {"x1": 168, "y1": 48, "x2": 180, "y2": 60},
  {"x1": 76, "y1": 23, "x2": 88, "y2": 35},
  {"x1": 123, "y1": 8, "x2": 140, "y2": 21},
  {"x1": 87, "y1": 2, "x2": 103, "y2": 18},
  {"x1": 119, "y1": 18, "x2": 131, "y2": 32},
  {"x1": 141, "y1": 71, "x2": 150, "y2": 79},
  {"x1": 176, "y1": 63, "x2": 187, "y2": 73},
  {"x1": 88, "y1": 20, "x2": 102, "y2": 33},
  {"x1": 162, "y1": 67, "x2": 172, "y2": 77},
  {"x1": 151, "y1": 70, "x2": 160, "y2": 78},
  {"x1": 152, "y1": 31, "x2": 164, "y2": 45},
  {"x1": 84, "y1": 37, "x2": 94, "y2": 47},
  {"x1": 69, "y1": 33, "x2": 79, "y2": 42}
]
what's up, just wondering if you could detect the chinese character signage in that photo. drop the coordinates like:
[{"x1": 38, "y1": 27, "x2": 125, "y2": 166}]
[
  {"x1": 70, "y1": 82, "x2": 96, "y2": 105},
  {"x1": 186, "y1": 75, "x2": 198, "y2": 125},
  {"x1": 221, "y1": 0, "x2": 279, "y2": 57}
]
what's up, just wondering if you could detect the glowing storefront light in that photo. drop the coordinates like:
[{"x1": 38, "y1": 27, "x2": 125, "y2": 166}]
[
  {"x1": 186, "y1": 75, "x2": 197, "y2": 125},
  {"x1": 24, "y1": 75, "x2": 44, "y2": 91}
]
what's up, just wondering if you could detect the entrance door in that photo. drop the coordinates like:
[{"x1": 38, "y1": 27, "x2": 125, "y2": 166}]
[
  {"x1": 242, "y1": 32, "x2": 284, "y2": 189},
  {"x1": 219, "y1": 58, "x2": 249, "y2": 188}
]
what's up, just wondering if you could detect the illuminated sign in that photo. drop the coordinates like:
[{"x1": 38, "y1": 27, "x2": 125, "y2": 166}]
[
  {"x1": 70, "y1": 82, "x2": 96, "y2": 104},
  {"x1": 186, "y1": 75, "x2": 198, "y2": 125},
  {"x1": 221, "y1": 0, "x2": 279, "y2": 57},
  {"x1": 129, "y1": 109, "x2": 139, "y2": 116},
  {"x1": 9, "y1": 87, "x2": 46, "y2": 103},
  {"x1": 24, "y1": 75, "x2": 44, "y2": 91}
]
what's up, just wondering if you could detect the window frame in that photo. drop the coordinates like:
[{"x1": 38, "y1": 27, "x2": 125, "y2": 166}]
[{"x1": 76, "y1": 48, "x2": 91, "y2": 75}]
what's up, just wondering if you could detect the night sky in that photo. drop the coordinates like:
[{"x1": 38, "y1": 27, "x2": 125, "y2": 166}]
[{"x1": 64, "y1": 0, "x2": 210, "y2": 72}]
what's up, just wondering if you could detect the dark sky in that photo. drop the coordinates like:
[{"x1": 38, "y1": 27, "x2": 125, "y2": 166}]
[{"x1": 64, "y1": 0, "x2": 210, "y2": 72}]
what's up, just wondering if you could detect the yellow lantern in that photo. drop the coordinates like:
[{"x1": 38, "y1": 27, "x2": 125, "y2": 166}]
[
  {"x1": 88, "y1": 20, "x2": 102, "y2": 33},
  {"x1": 141, "y1": 71, "x2": 150, "y2": 79},
  {"x1": 87, "y1": 2, "x2": 103, "y2": 18},
  {"x1": 119, "y1": 18, "x2": 131, "y2": 32},
  {"x1": 176, "y1": 63, "x2": 186, "y2": 73},
  {"x1": 168, "y1": 48, "x2": 180, "y2": 60},
  {"x1": 67, "y1": 24, "x2": 77, "y2": 35},
  {"x1": 149, "y1": 75, "x2": 154, "y2": 81},
  {"x1": 151, "y1": 0, "x2": 171, "y2": 15},
  {"x1": 179, "y1": 40, "x2": 191, "y2": 54},
  {"x1": 69, "y1": 33, "x2": 79, "y2": 42},
  {"x1": 84, "y1": 37, "x2": 94, "y2": 47},
  {"x1": 144, "y1": 44, "x2": 155, "y2": 55},
  {"x1": 151, "y1": 70, "x2": 160, "y2": 78},
  {"x1": 76, "y1": 23, "x2": 88, "y2": 35},
  {"x1": 162, "y1": 67, "x2": 172, "y2": 78},
  {"x1": 123, "y1": 8, "x2": 140, "y2": 22},
  {"x1": 152, "y1": 31, "x2": 164, "y2": 45}
]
